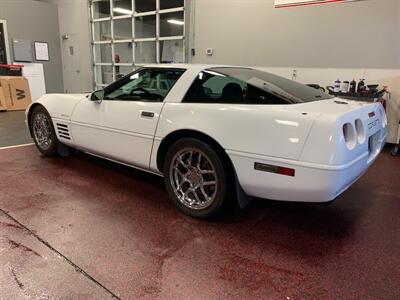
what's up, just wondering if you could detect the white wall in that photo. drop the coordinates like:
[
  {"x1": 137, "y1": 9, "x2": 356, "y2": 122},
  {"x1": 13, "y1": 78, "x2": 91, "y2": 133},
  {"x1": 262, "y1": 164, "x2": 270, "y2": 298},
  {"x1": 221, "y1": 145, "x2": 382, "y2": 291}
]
[
  {"x1": 0, "y1": 0, "x2": 64, "y2": 93},
  {"x1": 190, "y1": 0, "x2": 400, "y2": 68}
]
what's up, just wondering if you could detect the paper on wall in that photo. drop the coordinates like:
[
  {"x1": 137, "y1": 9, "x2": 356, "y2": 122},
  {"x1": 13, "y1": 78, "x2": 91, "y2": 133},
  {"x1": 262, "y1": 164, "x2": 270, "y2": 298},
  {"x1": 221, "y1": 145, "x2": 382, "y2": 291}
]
[{"x1": 34, "y1": 42, "x2": 49, "y2": 61}]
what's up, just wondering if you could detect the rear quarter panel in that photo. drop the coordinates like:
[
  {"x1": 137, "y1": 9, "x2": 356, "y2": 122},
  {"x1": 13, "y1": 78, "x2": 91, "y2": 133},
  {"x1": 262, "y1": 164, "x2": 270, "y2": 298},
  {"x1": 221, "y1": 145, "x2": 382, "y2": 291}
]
[
  {"x1": 152, "y1": 103, "x2": 318, "y2": 170},
  {"x1": 300, "y1": 101, "x2": 387, "y2": 165}
]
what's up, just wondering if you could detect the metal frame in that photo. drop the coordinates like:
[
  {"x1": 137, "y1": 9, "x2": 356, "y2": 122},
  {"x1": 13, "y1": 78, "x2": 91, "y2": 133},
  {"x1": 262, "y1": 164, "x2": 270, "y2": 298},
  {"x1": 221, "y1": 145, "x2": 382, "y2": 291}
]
[
  {"x1": 89, "y1": 0, "x2": 186, "y2": 89},
  {"x1": 0, "y1": 20, "x2": 11, "y2": 64}
]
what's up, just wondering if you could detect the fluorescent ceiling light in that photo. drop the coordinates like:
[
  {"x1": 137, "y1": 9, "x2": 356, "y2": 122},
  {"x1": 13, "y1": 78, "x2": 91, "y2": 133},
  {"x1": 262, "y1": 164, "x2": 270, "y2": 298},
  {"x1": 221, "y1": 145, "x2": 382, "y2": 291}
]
[
  {"x1": 113, "y1": 7, "x2": 133, "y2": 15},
  {"x1": 167, "y1": 19, "x2": 184, "y2": 26}
]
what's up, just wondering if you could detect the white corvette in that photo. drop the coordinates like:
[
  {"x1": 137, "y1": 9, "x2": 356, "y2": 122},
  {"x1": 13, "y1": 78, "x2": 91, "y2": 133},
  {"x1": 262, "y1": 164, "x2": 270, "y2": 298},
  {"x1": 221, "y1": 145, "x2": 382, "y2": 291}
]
[{"x1": 26, "y1": 64, "x2": 387, "y2": 217}]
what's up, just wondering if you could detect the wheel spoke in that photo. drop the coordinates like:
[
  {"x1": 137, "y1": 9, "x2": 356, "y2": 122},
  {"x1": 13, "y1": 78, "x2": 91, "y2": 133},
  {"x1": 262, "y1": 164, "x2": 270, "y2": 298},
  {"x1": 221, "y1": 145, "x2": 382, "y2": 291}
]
[
  {"x1": 174, "y1": 167, "x2": 185, "y2": 178},
  {"x1": 187, "y1": 151, "x2": 193, "y2": 167},
  {"x1": 174, "y1": 168, "x2": 187, "y2": 187},
  {"x1": 200, "y1": 170, "x2": 215, "y2": 175},
  {"x1": 183, "y1": 188, "x2": 190, "y2": 199},
  {"x1": 178, "y1": 157, "x2": 189, "y2": 169},
  {"x1": 200, "y1": 186, "x2": 210, "y2": 202},
  {"x1": 203, "y1": 181, "x2": 216, "y2": 186},
  {"x1": 184, "y1": 189, "x2": 196, "y2": 206},
  {"x1": 193, "y1": 190, "x2": 201, "y2": 204},
  {"x1": 197, "y1": 153, "x2": 202, "y2": 168}
]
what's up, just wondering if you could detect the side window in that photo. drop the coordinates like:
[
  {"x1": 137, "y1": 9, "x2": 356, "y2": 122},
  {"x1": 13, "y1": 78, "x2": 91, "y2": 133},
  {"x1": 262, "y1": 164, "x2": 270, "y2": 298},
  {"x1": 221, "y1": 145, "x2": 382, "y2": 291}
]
[
  {"x1": 184, "y1": 71, "x2": 288, "y2": 105},
  {"x1": 203, "y1": 76, "x2": 245, "y2": 99},
  {"x1": 184, "y1": 71, "x2": 246, "y2": 103},
  {"x1": 104, "y1": 68, "x2": 184, "y2": 102}
]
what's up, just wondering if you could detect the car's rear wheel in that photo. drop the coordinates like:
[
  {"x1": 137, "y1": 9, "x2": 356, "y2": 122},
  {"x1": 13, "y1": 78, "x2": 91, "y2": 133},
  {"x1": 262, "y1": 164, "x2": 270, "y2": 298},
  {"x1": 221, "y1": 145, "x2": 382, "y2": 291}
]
[
  {"x1": 164, "y1": 138, "x2": 228, "y2": 218},
  {"x1": 30, "y1": 105, "x2": 58, "y2": 156}
]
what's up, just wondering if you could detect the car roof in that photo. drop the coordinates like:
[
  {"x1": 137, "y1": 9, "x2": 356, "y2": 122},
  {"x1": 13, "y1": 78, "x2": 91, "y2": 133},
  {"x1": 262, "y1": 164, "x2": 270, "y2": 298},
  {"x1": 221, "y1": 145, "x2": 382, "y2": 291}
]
[{"x1": 139, "y1": 63, "x2": 251, "y2": 70}]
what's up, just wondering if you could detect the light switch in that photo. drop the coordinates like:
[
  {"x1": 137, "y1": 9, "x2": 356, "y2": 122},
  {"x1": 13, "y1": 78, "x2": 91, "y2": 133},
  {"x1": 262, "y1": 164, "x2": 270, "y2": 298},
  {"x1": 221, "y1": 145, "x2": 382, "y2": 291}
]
[
  {"x1": 206, "y1": 48, "x2": 213, "y2": 56},
  {"x1": 292, "y1": 69, "x2": 298, "y2": 81}
]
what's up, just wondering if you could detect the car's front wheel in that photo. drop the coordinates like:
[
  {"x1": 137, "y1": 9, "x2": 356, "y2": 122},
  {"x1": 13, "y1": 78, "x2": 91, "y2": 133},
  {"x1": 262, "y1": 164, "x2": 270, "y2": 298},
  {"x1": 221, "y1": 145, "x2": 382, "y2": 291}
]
[
  {"x1": 164, "y1": 138, "x2": 229, "y2": 218},
  {"x1": 30, "y1": 105, "x2": 58, "y2": 156}
]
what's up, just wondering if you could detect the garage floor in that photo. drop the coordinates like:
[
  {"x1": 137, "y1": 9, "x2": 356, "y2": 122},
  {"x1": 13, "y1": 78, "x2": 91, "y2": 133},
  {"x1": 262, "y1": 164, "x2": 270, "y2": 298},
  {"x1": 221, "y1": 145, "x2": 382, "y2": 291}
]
[
  {"x1": 0, "y1": 111, "x2": 33, "y2": 147},
  {"x1": 0, "y1": 113, "x2": 399, "y2": 299}
]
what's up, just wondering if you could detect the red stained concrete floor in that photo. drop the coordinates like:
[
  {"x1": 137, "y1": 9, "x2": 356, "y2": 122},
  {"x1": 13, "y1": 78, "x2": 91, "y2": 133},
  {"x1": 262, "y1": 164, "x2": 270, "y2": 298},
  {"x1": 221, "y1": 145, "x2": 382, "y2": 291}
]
[{"x1": 0, "y1": 145, "x2": 399, "y2": 299}]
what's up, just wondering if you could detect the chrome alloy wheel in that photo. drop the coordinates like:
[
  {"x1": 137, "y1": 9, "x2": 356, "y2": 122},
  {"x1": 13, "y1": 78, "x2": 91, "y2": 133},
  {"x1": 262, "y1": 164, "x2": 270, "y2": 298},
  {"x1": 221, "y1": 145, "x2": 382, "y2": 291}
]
[
  {"x1": 170, "y1": 148, "x2": 218, "y2": 210},
  {"x1": 32, "y1": 112, "x2": 53, "y2": 150}
]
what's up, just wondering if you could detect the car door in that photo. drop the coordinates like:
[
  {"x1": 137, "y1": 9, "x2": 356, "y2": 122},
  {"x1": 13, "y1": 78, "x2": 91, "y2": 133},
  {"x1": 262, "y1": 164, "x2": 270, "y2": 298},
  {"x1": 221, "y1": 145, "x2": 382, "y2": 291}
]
[{"x1": 70, "y1": 68, "x2": 185, "y2": 169}]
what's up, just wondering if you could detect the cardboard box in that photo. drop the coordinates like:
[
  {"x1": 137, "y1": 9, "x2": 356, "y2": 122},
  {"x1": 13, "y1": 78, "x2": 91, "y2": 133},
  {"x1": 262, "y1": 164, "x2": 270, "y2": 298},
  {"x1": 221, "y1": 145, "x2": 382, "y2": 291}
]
[
  {"x1": 0, "y1": 76, "x2": 32, "y2": 111},
  {"x1": 0, "y1": 87, "x2": 7, "y2": 111}
]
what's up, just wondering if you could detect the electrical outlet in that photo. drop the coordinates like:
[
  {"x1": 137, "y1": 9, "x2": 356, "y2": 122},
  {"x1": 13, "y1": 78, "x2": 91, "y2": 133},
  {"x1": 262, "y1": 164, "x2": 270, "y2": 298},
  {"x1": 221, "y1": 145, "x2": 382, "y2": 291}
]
[{"x1": 292, "y1": 69, "x2": 298, "y2": 81}]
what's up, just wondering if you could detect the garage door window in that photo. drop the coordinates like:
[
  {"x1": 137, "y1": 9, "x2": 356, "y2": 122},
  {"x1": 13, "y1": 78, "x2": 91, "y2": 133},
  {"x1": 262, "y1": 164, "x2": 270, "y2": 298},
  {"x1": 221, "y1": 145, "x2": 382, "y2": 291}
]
[{"x1": 90, "y1": 0, "x2": 187, "y2": 90}]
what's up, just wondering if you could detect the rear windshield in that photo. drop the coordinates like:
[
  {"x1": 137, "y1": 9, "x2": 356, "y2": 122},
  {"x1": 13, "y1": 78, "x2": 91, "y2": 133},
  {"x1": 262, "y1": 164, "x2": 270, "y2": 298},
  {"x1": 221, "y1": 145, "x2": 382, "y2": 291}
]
[{"x1": 184, "y1": 67, "x2": 332, "y2": 104}]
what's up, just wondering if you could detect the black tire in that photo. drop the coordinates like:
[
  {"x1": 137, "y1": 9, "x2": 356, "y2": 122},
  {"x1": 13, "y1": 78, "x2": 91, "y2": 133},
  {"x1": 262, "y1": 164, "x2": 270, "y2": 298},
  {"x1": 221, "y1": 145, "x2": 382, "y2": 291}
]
[
  {"x1": 30, "y1": 105, "x2": 58, "y2": 156},
  {"x1": 163, "y1": 138, "x2": 229, "y2": 218}
]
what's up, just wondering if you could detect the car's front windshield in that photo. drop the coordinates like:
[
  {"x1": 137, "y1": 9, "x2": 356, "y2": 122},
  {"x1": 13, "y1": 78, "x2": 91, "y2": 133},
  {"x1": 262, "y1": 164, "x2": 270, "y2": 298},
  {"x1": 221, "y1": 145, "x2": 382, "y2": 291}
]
[{"x1": 209, "y1": 67, "x2": 333, "y2": 103}]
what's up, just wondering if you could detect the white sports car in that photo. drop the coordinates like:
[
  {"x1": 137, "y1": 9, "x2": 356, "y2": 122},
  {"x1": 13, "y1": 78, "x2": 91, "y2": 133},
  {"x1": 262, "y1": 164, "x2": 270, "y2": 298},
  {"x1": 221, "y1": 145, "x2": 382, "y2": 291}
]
[{"x1": 26, "y1": 64, "x2": 387, "y2": 218}]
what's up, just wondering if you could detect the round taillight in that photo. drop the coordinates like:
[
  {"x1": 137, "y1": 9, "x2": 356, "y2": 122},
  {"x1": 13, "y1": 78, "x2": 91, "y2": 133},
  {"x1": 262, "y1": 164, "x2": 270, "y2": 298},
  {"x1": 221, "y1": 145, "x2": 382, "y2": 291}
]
[
  {"x1": 355, "y1": 119, "x2": 366, "y2": 144},
  {"x1": 343, "y1": 123, "x2": 356, "y2": 149}
]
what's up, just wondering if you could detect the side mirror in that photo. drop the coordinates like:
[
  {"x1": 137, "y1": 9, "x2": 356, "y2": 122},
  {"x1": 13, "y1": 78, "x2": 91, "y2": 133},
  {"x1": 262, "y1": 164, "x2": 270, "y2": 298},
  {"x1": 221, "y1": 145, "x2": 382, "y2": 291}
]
[{"x1": 90, "y1": 90, "x2": 104, "y2": 101}]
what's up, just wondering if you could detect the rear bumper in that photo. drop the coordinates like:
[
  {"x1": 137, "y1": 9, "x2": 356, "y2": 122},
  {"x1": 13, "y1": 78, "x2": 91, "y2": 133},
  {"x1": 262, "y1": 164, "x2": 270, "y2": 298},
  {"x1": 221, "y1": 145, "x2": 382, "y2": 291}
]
[{"x1": 228, "y1": 132, "x2": 386, "y2": 203}]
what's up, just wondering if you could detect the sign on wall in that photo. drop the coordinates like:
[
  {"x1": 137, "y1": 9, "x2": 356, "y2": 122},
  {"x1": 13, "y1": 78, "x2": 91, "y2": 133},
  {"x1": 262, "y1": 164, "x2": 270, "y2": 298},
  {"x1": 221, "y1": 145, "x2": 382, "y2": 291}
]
[
  {"x1": 34, "y1": 41, "x2": 49, "y2": 61},
  {"x1": 275, "y1": 0, "x2": 363, "y2": 8}
]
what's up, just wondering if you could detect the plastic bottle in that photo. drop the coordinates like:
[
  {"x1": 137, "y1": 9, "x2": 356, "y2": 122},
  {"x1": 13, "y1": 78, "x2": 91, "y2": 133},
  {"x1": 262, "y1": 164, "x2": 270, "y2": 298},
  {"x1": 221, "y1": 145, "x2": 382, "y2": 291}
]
[
  {"x1": 357, "y1": 78, "x2": 365, "y2": 93},
  {"x1": 341, "y1": 81, "x2": 350, "y2": 93},
  {"x1": 334, "y1": 79, "x2": 341, "y2": 93},
  {"x1": 350, "y1": 79, "x2": 357, "y2": 93}
]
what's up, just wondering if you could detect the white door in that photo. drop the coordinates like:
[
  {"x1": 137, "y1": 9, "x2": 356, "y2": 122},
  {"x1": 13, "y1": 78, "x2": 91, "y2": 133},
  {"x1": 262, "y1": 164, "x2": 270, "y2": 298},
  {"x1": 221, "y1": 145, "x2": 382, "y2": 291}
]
[
  {"x1": 61, "y1": 34, "x2": 84, "y2": 93},
  {"x1": 70, "y1": 68, "x2": 185, "y2": 169}
]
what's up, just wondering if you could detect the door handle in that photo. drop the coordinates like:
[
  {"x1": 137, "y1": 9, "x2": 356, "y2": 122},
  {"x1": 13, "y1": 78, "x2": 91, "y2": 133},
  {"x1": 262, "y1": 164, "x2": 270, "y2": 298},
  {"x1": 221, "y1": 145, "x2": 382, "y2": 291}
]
[{"x1": 141, "y1": 111, "x2": 155, "y2": 118}]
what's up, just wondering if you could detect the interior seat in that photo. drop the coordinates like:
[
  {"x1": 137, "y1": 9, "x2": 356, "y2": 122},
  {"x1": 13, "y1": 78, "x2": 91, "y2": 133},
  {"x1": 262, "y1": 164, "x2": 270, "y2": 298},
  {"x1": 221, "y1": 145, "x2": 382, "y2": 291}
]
[
  {"x1": 188, "y1": 84, "x2": 208, "y2": 102},
  {"x1": 221, "y1": 83, "x2": 243, "y2": 103}
]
